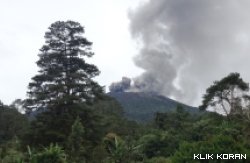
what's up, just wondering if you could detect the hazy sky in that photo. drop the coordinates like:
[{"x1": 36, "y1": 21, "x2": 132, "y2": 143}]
[
  {"x1": 0, "y1": 0, "x2": 145, "y2": 105},
  {"x1": 2, "y1": 0, "x2": 250, "y2": 107}
]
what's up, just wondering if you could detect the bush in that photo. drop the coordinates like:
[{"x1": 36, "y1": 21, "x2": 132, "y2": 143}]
[{"x1": 13, "y1": 144, "x2": 67, "y2": 163}]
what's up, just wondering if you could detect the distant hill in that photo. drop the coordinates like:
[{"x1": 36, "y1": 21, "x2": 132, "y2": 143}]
[
  {"x1": 107, "y1": 92, "x2": 203, "y2": 122},
  {"x1": 28, "y1": 92, "x2": 204, "y2": 122}
]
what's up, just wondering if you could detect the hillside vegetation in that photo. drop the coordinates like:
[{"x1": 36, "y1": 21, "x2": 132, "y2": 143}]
[{"x1": 107, "y1": 92, "x2": 202, "y2": 122}]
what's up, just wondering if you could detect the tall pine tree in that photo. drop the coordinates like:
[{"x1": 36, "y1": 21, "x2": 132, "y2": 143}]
[
  {"x1": 26, "y1": 20, "x2": 104, "y2": 116},
  {"x1": 22, "y1": 21, "x2": 105, "y2": 148}
]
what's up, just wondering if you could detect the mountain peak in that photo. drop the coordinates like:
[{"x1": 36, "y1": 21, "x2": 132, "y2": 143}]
[{"x1": 107, "y1": 91, "x2": 202, "y2": 122}]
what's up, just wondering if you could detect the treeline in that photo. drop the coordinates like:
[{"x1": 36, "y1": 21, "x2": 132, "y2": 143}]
[
  {"x1": 2, "y1": 100, "x2": 250, "y2": 163},
  {"x1": 1, "y1": 20, "x2": 250, "y2": 163}
]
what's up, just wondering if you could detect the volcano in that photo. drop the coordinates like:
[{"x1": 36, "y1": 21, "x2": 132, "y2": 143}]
[{"x1": 107, "y1": 92, "x2": 203, "y2": 122}]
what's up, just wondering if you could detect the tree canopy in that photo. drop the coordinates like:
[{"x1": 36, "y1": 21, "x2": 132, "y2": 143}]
[
  {"x1": 199, "y1": 72, "x2": 250, "y2": 116},
  {"x1": 21, "y1": 21, "x2": 107, "y2": 149},
  {"x1": 25, "y1": 20, "x2": 105, "y2": 116}
]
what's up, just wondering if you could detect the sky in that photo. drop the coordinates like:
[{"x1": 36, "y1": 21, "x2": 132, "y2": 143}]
[
  {"x1": 2, "y1": 0, "x2": 250, "y2": 108},
  {"x1": 0, "y1": 0, "x2": 145, "y2": 105}
]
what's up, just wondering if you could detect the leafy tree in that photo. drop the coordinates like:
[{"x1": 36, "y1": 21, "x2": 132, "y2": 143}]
[
  {"x1": 103, "y1": 133, "x2": 123, "y2": 162},
  {"x1": 191, "y1": 115, "x2": 222, "y2": 141},
  {"x1": 137, "y1": 131, "x2": 179, "y2": 159},
  {"x1": 171, "y1": 135, "x2": 250, "y2": 163},
  {"x1": 199, "y1": 72, "x2": 250, "y2": 117},
  {"x1": 0, "y1": 146, "x2": 24, "y2": 163},
  {"x1": 154, "y1": 104, "x2": 191, "y2": 131},
  {"x1": 102, "y1": 133, "x2": 142, "y2": 163},
  {"x1": 0, "y1": 105, "x2": 28, "y2": 143},
  {"x1": 32, "y1": 144, "x2": 66, "y2": 163},
  {"x1": 66, "y1": 117, "x2": 86, "y2": 163}
]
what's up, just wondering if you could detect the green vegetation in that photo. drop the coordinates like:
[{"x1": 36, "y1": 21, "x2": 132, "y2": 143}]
[{"x1": 1, "y1": 21, "x2": 250, "y2": 163}]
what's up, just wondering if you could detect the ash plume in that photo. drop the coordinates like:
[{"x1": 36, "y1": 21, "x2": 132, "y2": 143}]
[
  {"x1": 124, "y1": 0, "x2": 250, "y2": 106},
  {"x1": 109, "y1": 77, "x2": 131, "y2": 92}
]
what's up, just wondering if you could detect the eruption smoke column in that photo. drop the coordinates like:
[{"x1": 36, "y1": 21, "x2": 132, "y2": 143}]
[
  {"x1": 109, "y1": 77, "x2": 131, "y2": 92},
  {"x1": 128, "y1": 0, "x2": 250, "y2": 106}
]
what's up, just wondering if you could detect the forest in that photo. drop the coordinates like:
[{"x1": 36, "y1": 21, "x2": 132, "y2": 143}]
[{"x1": 1, "y1": 21, "x2": 250, "y2": 163}]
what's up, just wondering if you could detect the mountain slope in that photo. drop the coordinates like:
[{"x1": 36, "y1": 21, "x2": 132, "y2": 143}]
[{"x1": 107, "y1": 92, "x2": 203, "y2": 122}]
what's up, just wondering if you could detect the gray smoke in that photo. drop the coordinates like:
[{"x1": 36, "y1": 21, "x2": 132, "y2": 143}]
[
  {"x1": 109, "y1": 77, "x2": 131, "y2": 92},
  {"x1": 124, "y1": 0, "x2": 250, "y2": 106}
]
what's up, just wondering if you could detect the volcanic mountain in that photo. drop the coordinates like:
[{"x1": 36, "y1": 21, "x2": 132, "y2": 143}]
[
  {"x1": 107, "y1": 92, "x2": 202, "y2": 122},
  {"x1": 28, "y1": 92, "x2": 203, "y2": 122}
]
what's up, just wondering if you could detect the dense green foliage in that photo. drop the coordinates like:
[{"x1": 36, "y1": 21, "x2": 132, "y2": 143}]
[
  {"x1": 2, "y1": 21, "x2": 250, "y2": 163},
  {"x1": 2, "y1": 96, "x2": 250, "y2": 163},
  {"x1": 0, "y1": 104, "x2": 28, "y2": 144},
  {"x1": 172, "y1": 135, "x2": 250, "y2": 163}
]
